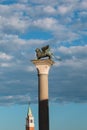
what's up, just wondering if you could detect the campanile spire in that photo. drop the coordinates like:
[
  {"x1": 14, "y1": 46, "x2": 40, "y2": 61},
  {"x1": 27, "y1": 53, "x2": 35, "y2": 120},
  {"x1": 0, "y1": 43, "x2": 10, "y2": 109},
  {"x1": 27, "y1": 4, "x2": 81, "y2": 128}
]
[{"x1": 26, "y1": 105, "x2": 34, "y2": 130}]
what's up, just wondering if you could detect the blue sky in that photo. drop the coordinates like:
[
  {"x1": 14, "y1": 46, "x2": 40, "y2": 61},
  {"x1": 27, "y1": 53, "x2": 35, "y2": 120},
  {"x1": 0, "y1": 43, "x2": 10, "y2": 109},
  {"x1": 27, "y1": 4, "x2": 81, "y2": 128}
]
[{"x1": 0, "y1": 0, "x2": 87, "y2": 130}]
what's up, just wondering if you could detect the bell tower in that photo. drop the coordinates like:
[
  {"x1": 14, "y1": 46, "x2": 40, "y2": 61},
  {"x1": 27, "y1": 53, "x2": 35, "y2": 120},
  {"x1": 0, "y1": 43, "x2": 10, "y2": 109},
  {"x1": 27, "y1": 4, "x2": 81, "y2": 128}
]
[{"x1": 26, "y1": 105, "x2": 35, "y2": 130}]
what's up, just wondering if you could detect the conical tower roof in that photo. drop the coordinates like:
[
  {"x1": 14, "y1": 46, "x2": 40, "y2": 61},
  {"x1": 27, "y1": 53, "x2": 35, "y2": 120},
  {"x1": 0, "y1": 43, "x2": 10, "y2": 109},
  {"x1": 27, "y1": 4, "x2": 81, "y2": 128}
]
[{"x1": 27, "y1": 104, "x2": 32, "y2": 116}]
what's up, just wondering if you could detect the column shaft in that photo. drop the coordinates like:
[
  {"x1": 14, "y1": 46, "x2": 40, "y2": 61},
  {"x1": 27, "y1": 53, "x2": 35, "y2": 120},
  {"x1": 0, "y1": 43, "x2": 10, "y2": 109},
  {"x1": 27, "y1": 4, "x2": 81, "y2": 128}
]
[
  {"x1": 38, "y1": 74, "x2": 49, "y2": 130},
  {"x1": 32, "y1": 59, "x2": 54, "y2": 130},
  {"x1": 38, "y1": 74, "x2": 48, "y2": 100}
]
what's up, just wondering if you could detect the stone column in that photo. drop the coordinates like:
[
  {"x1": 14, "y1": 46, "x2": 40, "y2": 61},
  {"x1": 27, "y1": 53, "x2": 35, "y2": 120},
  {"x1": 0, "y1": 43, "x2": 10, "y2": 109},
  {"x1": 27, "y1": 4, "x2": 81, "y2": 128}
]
[{"x1": 32, "y1": 59, "x2": 54, "y2": 130}]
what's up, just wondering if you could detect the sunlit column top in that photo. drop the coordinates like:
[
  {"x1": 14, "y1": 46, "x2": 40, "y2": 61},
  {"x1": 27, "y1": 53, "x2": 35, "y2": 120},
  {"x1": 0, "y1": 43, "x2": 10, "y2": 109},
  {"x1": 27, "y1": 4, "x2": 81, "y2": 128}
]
[{"x1": 32, "y1": 59, "x2": 54, "y2": 75}]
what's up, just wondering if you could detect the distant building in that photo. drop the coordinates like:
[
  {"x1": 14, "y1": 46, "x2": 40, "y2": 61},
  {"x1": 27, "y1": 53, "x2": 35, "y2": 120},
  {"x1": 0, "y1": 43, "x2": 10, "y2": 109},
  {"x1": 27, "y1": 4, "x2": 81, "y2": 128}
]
[{"x1": 26, "y1": 105, "x2": 35, "y2": 130}]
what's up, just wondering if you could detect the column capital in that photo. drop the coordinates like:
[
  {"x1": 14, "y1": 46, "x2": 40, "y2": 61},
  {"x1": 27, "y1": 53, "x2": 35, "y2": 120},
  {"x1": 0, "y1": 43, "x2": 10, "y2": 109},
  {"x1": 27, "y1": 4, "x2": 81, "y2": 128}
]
[{"x1": 32, "y1": 59, "x2": 54, "y2": 74}]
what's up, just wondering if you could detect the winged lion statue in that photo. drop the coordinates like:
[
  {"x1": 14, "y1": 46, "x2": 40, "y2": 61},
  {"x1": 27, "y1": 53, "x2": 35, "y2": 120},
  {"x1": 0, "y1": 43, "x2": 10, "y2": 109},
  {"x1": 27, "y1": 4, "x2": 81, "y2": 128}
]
[{"x1": 35, "y1": 45, "x2": 52, "y2": 59}]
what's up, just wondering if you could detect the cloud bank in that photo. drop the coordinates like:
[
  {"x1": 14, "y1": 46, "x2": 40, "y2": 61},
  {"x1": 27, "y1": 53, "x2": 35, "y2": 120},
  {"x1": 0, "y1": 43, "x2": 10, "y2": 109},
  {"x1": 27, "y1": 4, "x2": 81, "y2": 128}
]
[{"x1": 0, "y1": 0, "x2": 87, "y2": 105}]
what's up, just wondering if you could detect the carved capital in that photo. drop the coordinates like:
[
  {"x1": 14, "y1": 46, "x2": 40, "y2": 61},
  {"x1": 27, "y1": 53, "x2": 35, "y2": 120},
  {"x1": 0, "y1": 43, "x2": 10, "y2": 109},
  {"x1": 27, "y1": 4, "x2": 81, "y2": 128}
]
[{"x1": 32, "y1": 59, "x2": 54, "y2": 75}]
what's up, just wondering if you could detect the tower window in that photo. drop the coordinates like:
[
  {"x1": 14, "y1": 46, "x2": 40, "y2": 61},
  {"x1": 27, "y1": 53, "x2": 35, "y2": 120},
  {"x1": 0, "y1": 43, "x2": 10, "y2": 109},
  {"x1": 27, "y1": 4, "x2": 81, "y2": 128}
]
[{"x1": 30, "y1": 119, "x2": 33, "y2": 123}]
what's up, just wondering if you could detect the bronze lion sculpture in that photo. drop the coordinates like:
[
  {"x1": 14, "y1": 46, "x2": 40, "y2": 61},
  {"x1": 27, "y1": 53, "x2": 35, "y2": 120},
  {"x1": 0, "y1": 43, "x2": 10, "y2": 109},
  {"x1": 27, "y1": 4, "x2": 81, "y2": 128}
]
[{"x1": 35, "y1": 45, "x2": 52, "y2": 59}]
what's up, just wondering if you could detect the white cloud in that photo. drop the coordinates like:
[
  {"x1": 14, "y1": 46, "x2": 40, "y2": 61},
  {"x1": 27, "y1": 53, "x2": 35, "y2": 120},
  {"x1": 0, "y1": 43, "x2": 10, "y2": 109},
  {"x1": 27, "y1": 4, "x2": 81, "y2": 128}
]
[
  {"x1": 54, "y1": 45, "x2": 87, "y2": 70},
  {"x1": 58, "y1": 45, "x2": 87, "y2": 54},
  {"x1": 62, "y1": 59, "x2": 85, "y2": 68},
  {"x1": 0, "y1": 52, "x2": 13, "y2": 60},
  {"x1": 58, "y1": 5, "x2": 73, "y2": 15},
  {"x1": 0, "y1": 95, "x2": 31, "y2": 106},
  {"x1": 33, "y1": 17, "x2": 57, "y2": 30},
  {"x1": 0, "y1": 63, "x2": 12, "y2": 67},
  {"x1": 33, "y1": 17, "x2": 79, "y2": 42},
  {"x1": 80, "y1": 0, "x2": 87, "y2": 9},
  {"x1": 43, "y1": 6, "x2": 56, "y2": 14},
  {"x1": 0, "y1": 4, "x2": 31, "y2": 33},
  {"x1": 6, "y1": 80, "x2": 20, "y2": 84},
  {"x1": 25, "y1": 66, "x2": 35, "y2": 72},
  {"x1": 27, "y1": 39, "x2": 48, "y2": 45},
  {"x1": 18, "y1": 0, "x2": 28, "y2": 3},
  {"x1": 0, "y1": 15, "x2": 29, "y2": 33},
  {"x1": 0, "y1": 1, "x2": 85, "y2": 43}
]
